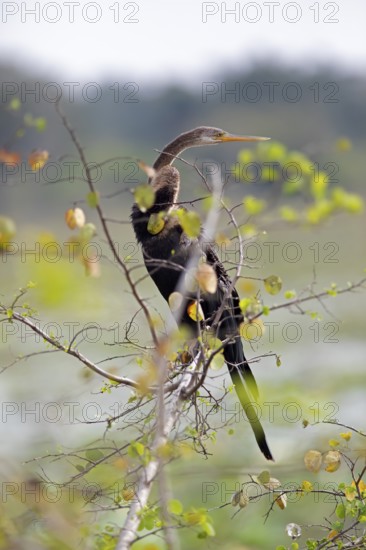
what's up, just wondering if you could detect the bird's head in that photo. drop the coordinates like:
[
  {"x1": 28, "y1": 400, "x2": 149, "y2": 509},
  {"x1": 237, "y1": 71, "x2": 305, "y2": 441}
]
[
  {"x1": 153, "y1": 126, "x2": 270, "y2": 170},
  {"x1": 184, "y1": 126, "x2": 270, "y2": 146}
]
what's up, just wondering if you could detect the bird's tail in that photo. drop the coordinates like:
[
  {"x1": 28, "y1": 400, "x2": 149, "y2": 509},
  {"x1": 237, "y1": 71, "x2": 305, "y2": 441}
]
[{"x1": 224, "y1": 340, "x2": 274, "y2": 461}]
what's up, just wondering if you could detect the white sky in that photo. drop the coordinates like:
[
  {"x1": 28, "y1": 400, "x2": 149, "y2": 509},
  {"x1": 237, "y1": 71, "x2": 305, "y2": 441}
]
[{"x1": 0, "y1": 0, "x2": 365, "y2": 84}]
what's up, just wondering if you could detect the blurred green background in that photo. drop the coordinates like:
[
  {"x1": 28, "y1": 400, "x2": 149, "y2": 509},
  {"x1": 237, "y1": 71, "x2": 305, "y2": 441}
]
[{"x1": 0, "y1": 63, "x2": 365, "y2": 549}]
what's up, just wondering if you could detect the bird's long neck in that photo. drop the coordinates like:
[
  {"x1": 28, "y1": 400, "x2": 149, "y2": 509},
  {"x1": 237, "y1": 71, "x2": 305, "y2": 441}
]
[{"x1": 153, "y1": 131, "x2": 197, "y2": 171}]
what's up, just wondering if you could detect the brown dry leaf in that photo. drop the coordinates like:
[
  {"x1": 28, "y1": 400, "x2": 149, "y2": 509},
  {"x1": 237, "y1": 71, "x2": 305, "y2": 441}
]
[
  {"x1": 28, "y1": 150, "x2": 49, "y2": 170},
  {"x1": 0, "y1": 149, "x2": 21, "y2": 165},
  {"x1": 135, "y1": 363, "x2": 158, "y2": 395},
  {"x1": 304, "y1": 449, "x2": 323, "y2": 473},
  {"x1": 324, "y1": 450, "x2": 341, "y2": 473},
  {"x1": 122, "y1": 487, "x2": 135, "y2": 501},
  {"x1": 82, "y1": 255, "x2": 101, "y2": 278},
  {"x1": 168, "y1": 291, "x2": 183, "y2": 312},
  {"x1": 65, "y1": 208, "x2": 86, "y2": 229},
  {"x1": 263, "y1": 477, "x2": 281, "y2": 490},
  {"x1": 195, "y1": 263, "x2": 217, "y2": 294},
  {"x1": 274, "y1": 493, "x2": 287, "y2": 510}
]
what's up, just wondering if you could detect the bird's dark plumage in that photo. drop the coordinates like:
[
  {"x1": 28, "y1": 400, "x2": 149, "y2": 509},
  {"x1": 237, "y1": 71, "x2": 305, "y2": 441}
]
[{"x1": 131, "y1": 128, "x2": 273, "y2": 460}]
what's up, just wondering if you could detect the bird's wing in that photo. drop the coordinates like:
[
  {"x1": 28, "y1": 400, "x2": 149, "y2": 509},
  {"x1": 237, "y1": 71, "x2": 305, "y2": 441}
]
[{"x1": 202, "y1": 243, "x2": 273, "y2": 460}]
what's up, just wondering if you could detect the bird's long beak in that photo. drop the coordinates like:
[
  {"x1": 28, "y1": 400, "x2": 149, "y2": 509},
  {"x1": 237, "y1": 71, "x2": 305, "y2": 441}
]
[{"x1": 218, "y1": 133, "x2": 270, "y2": 142}]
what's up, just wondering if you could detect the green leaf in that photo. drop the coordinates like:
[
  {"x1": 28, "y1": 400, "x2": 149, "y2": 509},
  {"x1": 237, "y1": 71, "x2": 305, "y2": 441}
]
[
  {"x1": 8, "y1": 97, "x2": 21, "y2": 111},
  {"x1": 133, "y1": 184, "x2": 155, "y2": 213},
  {"x1": 210, "y1": 354, "x2": 225, "y2": 371},
  {"x1": 34, "y1": 117, "x2": 47, "y2": 132},
  {"x1": 168, "y1": 499, "x2": 183, "y2": 515},
  {"x1": 87, "y1": 191, "x2": 100, "y2": 208},
  {"x1": 147, "y1": 212, "x2": 165, "y2": 235},
  {"x1": 257, "y1": 470, "x2": 271, "y2": 485},
  {"x1": 335, "y1": 503, "x2": 345, "y2": 519},
  {"x1": 128, "y1": 441, "x2": 145, "y2": 458},
  {"x1": 144, "y1": 516, "x2": 155, "y2": 530},
  {"x1": 85, "y1": 449, "x2": 104, "y2": 462},
  {"x1": 79, "y1": 223, "x2": 97, "y2": 242},
  {"x1": 176, "y1": 209, "x2": 201, "y2": 238},
  {"x1": 264, "y1": 275, "x2": 282, "y2": 295}
]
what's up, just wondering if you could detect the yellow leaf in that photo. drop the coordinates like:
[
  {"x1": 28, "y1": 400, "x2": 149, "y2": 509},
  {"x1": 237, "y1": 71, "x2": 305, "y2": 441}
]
[
  {"x1": 243, "y1": 196, "x2": 266, "y2": 215},
  {"x1": 336, "y1": 137, "x2": 351, "y2": 152},
  {"x1": 301, "y1": 480, "x2": 313, "y2": 492},
  {"x1": 195, "y1": 263, "x2": 217, "y2": 294},
  {"x1": 236, "y1": 279, "x2": 258, "y2": 295},
  {"x1": 135, "y1": 363, "x2": 158, "y2": 395},
  {"x1": 354, "y1": 480, "x2": 366, "y2": 494},
  {"x1": 210, "y1": 354, "x2": 225, "y2": 371},
  {"x1": 327, "y1": 530, "x2": 339, "y2": 540},
  {"x1": 310, "y1": 171, "x2": 328, "y2": 200},
  {"x1": 28, "y1": 150, "x2": 49, "y2": 170},
  {"x1": 187, "y1": 300, "x2": 204, "y2": 322},
  {"x1": 324, "y1": 450, "x2": 341, "y2": 473},
  {"x1": 304, "y1": 450, "x2": 323, "y2": 473},
  {"x1": 215, "y1": 232, "x2": 231, "y2": 246},
  {"x1": 345, "y1": 486, "x2": 357, "y2": 502},
  {"x1": 280, "y1": 206, "x2": 299, "y2": 222},
  {"x1": 240, "y1": 318, "x2": 264, "y2": 341}
]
